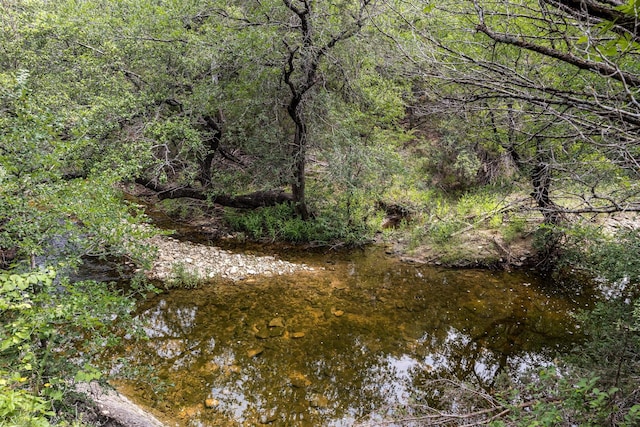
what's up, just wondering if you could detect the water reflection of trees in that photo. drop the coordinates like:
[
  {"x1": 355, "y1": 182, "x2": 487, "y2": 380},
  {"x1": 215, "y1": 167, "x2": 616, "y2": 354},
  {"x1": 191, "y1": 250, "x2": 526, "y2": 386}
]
[{"x1": 114, "y1": 263, "x2": 586, "y2": 426}]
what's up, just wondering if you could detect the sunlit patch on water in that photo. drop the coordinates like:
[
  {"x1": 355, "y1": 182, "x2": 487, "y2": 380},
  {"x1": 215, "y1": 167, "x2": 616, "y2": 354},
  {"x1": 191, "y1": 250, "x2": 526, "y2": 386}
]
[{"x1": 106, "y1": 246, "x2": 591, "y2": 426}]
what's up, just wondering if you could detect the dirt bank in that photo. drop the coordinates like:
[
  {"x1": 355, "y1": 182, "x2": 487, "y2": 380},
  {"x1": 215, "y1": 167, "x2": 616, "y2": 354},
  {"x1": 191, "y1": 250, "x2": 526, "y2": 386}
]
[{"x1": 385, "y1": 228, "x2": 537, "y2": 269}]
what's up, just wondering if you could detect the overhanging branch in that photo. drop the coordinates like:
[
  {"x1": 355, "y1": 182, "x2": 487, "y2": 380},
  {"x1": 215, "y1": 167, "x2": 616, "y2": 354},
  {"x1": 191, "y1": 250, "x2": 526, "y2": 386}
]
[{"x1": 475, "y1": 23, "x2": 640, "y2": 87}]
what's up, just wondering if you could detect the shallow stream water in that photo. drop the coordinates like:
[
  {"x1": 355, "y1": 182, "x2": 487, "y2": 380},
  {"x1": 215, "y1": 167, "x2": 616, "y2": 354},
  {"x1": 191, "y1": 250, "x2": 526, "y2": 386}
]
[{"x1": 105, "y1": 241, "x2": 592, "y2": 426}]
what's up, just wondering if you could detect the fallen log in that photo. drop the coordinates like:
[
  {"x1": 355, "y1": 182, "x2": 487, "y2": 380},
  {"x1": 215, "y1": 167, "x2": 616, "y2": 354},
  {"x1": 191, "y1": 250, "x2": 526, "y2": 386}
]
[
  {"x1": 134, "y1": 179, "x2": 293, "y2": 209},
  {"x1": 75, "y1": 382, "x2": 166, "y2": 427}
]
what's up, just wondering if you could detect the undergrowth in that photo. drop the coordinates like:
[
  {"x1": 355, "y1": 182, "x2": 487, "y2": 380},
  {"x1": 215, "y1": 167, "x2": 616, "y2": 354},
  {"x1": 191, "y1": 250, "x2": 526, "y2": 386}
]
[
  {"x1": 165, "y1": 262, "x2": 201, "y2": 289},
  {"x1": 380, "y1": 187, "x2": 531, "y2": 249},
  {"x1": 223, "y1": 202, "x2": 378, "y2": 245},
  {"x1": 0, "y1": 269, "x2": 141, "y2": 426}
]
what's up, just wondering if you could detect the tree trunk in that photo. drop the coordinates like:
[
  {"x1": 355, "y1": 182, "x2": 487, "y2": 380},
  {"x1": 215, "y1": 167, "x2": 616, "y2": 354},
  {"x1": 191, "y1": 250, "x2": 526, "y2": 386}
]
[
  {"x1": 290, "y1": 111, "x2": 310, "y2": 220},
  {"x1": 134, "y1": 179, "x2": 293, "y2": 208},
  {"x1": 280, "y1": 0, "x2": 367, "y2": 220},
  {"x1": 530, "y1": 142, "x2": 561, "y2": 224},
  {"x1": 197, "y1": 111, "x2": 224, "y2": 187}
]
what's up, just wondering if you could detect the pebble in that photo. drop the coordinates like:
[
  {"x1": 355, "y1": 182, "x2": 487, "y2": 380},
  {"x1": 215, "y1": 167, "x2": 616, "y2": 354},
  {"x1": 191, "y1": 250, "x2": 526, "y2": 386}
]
[
  {"x1": 146, "y1": 235, "x2": 313, "y2": 282},
  {"x1": 247, "y1": 347, "x2": 264, "y2": 358}
]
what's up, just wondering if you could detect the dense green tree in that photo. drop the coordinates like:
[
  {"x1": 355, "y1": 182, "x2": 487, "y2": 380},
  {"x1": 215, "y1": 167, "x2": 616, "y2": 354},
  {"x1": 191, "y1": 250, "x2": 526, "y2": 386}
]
[
  {"x1": 0, "y1": 22, "x2": 151, "y2": 424},
  {"x1": 393, "y1": 0, "x2": 640, "y2": 222},
  {"x1": 0, "y1": 70, "x2": 152, "y2": 267}
]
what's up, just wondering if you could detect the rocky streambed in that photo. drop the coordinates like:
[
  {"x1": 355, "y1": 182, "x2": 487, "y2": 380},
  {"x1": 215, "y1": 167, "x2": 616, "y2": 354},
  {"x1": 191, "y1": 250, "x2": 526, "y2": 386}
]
[
  {"x1": 145, "y1": 235, "x2": 315, "y2": 283},
  {"x1": 78, "y1": 234, "x2": 316, "y2": 427}
]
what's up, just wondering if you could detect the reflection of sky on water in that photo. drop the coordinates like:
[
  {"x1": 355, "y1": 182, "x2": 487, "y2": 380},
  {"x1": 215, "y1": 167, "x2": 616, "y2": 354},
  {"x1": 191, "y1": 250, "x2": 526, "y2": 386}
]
[
  {"x1": 375, "y1": 354, "x2": 419, "y2": 402},
  {"x1": 111, "y1": 247, "x2": 591, "y2": 426},
  {"x1": 142, "y1": 300, "x2": 197, "y2": 338}
]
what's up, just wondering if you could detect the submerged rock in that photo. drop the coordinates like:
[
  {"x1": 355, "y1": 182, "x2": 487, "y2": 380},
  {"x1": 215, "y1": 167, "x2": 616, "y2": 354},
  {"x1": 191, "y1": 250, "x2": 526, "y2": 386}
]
[
  {"x1": 255, "y1": 328, "x2": 270, "y2": 339},
  {"x1": 247, "y1": 347, "x2": 264, "y2": 358},
  {"x1": 204, "y1": 398, "x2": 219, "y2": 408},
  {"x1": 268, "y1": 317, "x2": 285, "y2": 328},
  {"x1": 309, "y1": 394, "x2": 329, "y2": 408},
  {"x1": 259, "y1": 411, "x2": 279, "y2": 424},
  {"x1": 269, "y1": 326, "x2": 285, "y2": 337},
  {"x1": 288, "y1": 371, "x2": 312, "y2": 388}
]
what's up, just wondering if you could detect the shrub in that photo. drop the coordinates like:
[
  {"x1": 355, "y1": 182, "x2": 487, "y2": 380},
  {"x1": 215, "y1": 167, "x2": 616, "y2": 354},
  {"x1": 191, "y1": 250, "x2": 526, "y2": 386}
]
[
  {"x1": 426, "y1": 220, "x2": 463, "y2": 245},
  {"x1": 0, "y1": 268, "x2": 137, "y2": 425},
  {"x1": 503, "y1": 216, "x2": 528, "y2": 243},
  {"x1": 419, "y1": 132, "x2": 482, "y2": 192},
  {"x1": 166, "y1": 263, "x2": 201, "y2": 289}
]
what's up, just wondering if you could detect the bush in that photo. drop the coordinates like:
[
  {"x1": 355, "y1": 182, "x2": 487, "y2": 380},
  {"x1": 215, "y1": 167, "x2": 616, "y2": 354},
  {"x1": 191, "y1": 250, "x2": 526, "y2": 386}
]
[
  {"x1": 534, "y1": 223, "x2": 640, "y2": 425},
  {"x1": 419, "y1": 132, "x2": 482, "y2": 192},
  {"x1": 493, "y1": 367, "x2": 640, "y2": 427},
  {"x1": 0, "y1": 268, "x2": 137, "y2": 425},
  {"x1": 166, "y1": 262, "x2": 201, "y2": 289},
  {"x1": 426, "y1": 220, "x2": 464, "y2": 245},
  {"x1": 503, "y1": 216, "x2": 528, "y2": 242}
]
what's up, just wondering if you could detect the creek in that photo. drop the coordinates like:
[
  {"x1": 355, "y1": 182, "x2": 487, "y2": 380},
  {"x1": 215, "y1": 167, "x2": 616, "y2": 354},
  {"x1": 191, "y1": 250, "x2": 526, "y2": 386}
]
[{"x1": 98, "y1": 226, "x2": 593, "y2": 426}]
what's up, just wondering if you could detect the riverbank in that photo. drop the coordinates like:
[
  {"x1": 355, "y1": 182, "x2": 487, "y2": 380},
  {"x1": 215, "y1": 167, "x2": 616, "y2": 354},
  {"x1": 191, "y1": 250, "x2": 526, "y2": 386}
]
[
  {"x1": 124, "y1": 184, "x2": 540, "y2": 271},
  {"x1": 383, "y1": 227, "x2": 536, "y2": 269}
]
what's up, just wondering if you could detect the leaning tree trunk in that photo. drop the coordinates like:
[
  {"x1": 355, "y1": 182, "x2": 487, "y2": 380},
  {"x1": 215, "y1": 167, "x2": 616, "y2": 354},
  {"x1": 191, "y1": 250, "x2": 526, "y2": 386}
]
[
  {"x1": 197, "y1": 111, "x2": 224, "y2": 188},
  {"x1": 134, "y1": 178, "x2": 293, "y2": 207},
  {"x1": 531, "y1": 142, "x2": 561, "y2": 224}
]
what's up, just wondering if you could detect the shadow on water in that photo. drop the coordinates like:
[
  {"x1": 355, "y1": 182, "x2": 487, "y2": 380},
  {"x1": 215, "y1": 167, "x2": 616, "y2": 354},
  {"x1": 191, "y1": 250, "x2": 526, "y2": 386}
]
[{"x1": 103, "y1": 244, "x2": 592, "y2": 426}]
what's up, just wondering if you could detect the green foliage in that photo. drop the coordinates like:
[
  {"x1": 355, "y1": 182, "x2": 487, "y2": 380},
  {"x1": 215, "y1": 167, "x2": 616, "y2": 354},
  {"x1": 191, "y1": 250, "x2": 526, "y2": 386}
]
[
  {"x1": 408, "y1": 190, "x2": 508, "y2": 246},
  {"x1": 455, "y1": 191, "x2": 503, "y2": 218},
  {"x1": 0, "y1": 269, "x2": 137, "y2": 426},
  {"x1": 569, "y1": 298, "x2": 640, "y2": 387},
  {"x1": 1, "y1": 0, "x2": 412, "y2": 237},
  {"x1": 491, "y1": 367, "x2": 640, "y2": 427},
  {"x1": 527, "y1": 222, "x2": 640, "y2": 426},
  {"x1": 418, "y1": 128, "x2": 483, "y2": 192},
  {"x1": 0, "y1": 71, "x2": 155, "y2": 268},
  {"x1": 502, "y1": 216, "x2": 528, "y2": 243},
  {"x1": 224, "y1": 203, "x2": 377, "y2": 245},
  {"x1": 0, "y1": 385, "x2": 51, "y2": 427},
  {"x1": 426, "y1": 220, "x2": 464, "y2": 245},
  {"x1": 166, "y1": 263, "x2": 201, "y2": 289},
  {"x1": 557, "y1": 223, "x2": 640, "y2": 291},
  {"x1": 225, "y1": 204, "x2": 318, "y2": 243}
]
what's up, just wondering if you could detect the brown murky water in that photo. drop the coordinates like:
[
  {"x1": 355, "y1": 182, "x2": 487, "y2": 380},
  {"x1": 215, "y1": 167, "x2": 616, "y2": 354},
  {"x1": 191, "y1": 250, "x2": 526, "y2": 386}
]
[{"x1": 108, "y1": 246, "x2": 590, "y2": 426}]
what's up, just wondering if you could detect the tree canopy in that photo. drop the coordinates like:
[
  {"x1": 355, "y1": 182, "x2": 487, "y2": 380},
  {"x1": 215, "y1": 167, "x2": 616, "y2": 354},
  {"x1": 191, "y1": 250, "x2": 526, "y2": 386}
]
[{"x1": 397, "y1": 0, "x2": 640, "y2": 221}]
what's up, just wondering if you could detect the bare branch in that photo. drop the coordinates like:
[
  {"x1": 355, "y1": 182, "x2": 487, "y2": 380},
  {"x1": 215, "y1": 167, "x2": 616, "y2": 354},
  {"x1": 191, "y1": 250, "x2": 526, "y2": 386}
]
[{"x1": 474, "y1": 21, "x2": 640, "y2": 87}]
